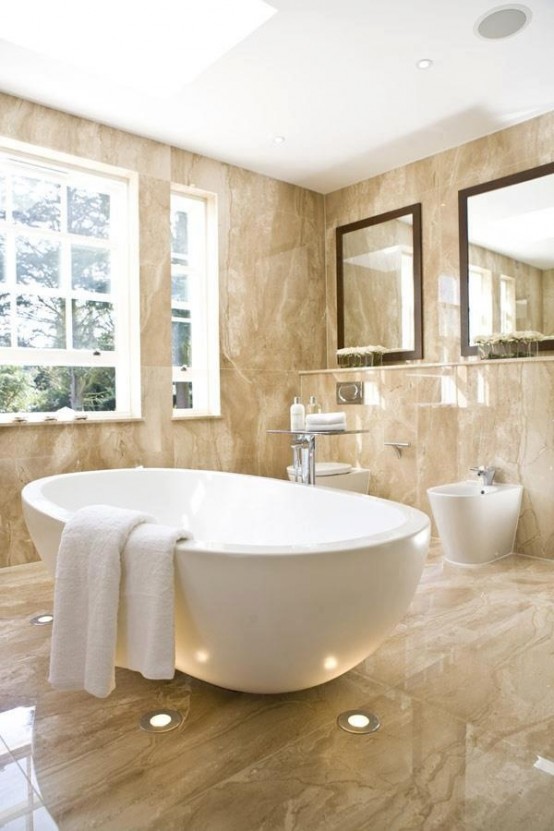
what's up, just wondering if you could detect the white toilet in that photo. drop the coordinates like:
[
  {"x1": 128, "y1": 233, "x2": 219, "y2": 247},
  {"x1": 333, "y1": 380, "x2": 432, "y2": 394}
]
[{"x1": 286, "y1": 461, "x2": 370, "y2": 493}]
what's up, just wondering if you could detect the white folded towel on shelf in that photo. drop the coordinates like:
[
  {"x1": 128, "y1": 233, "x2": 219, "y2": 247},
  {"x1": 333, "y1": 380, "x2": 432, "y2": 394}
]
[
  {"x1": 305, "y1": 411, "x2": 347, "y2": 431},
  {"x1": 49, "y1": 504, "x2": 188, "y2": 698}
]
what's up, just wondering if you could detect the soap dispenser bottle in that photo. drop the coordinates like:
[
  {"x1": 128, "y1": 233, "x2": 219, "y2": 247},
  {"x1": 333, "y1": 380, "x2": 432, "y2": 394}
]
[
  {"x1": 290, "y1": 396, "x2": 305, "y2": 431},
  {"x1": 307, "y1": 395, "x2": 321, "y2": 415}
]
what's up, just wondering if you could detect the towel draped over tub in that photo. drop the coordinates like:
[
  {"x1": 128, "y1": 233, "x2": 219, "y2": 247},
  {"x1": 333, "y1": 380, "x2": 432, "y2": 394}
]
[{"x1": 49, "y1": 504, "x2": 187, "y2": 698}]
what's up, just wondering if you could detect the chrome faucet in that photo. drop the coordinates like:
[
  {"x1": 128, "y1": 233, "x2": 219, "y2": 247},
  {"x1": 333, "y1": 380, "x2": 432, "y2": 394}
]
[
  {"x1": 470, "y1": 465, "x2": 496, "y2": 486},
  {"x1": 290, "y1": 435, "x2": 316, "y2": 485}
]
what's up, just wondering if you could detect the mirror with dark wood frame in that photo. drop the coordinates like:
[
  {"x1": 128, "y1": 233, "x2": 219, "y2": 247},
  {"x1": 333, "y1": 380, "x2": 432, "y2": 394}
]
[
  {"x1": 459, "y1": 162, "x2": 554, "y2": 357},
  {"x1": 336, "y1": 203, "x2": 423, "y2": 363}
]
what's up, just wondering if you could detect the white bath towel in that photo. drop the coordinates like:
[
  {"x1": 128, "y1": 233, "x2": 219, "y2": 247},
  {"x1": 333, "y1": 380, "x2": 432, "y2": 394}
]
[
  {"x1": 305, "y1": 411, "x2": 347, "y2": 431},
  {"x1": 116, "y1": 522, "x2": 187, "y2": 680},
  {"x1": 49, "y1": 504, "x2": 153, "y2": 698}
]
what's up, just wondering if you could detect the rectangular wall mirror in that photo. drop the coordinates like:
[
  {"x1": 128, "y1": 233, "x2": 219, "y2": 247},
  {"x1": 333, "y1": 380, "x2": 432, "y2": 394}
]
[
  {"x1": 336, "y1": 203, "x2": 423, "y2": 363},
  {"x1": 459, "y1": 162, "x2": 554, "y2": 357}
]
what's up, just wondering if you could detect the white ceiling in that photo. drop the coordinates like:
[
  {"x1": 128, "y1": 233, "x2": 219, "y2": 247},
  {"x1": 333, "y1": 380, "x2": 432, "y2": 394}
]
[{"x1": 0, "y1": 0, "x2": 553, "y2": 194}]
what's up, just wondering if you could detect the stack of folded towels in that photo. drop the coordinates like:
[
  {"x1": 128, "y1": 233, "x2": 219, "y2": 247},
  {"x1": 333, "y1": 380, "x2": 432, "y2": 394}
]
[{"x1": 305, "y1": 411, "x2": 347, "y2": 432}]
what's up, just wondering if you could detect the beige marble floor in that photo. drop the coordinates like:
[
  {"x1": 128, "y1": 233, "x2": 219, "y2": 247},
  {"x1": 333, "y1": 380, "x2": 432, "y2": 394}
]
[{"x1": 1, "y1": 544, "x2": 554, "y2": 831}]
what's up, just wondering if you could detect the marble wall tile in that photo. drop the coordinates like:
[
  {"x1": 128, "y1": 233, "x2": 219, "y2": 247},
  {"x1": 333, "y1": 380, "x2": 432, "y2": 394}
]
[
  {"x1": 170, "y1": 149, "x2": 327, "y2": 374},
  {"x1": 219, "y1": 170, "x2": 325, "y2": 372},
  {"x1": 172, "y1": 368, "x2": 298, "y2": 480},
  {"x1": 301, "y1": 359, "x2": 554, "y2": 558},
  {"x1": 438, "y1": 112, "x2": 554, "y2": 195},
  {"x1": 139, "y1": 178, "x2": 172, "y2": 367},
  {"x1": 0, "y1": 94, "x2": 171, "y2": 180}
]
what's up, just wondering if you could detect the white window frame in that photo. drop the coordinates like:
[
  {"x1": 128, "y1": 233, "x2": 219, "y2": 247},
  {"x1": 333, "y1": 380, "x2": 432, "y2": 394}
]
[
  {"x1": 400, "y1": 249, "x2": 414, "y2": 350},
  {"x1": 499, "y1": 273, "x2": 516, "y2": 334},
  {"x1": 171, "y1": 185, "x2": 220, "y2": 419},
  {"x1": 0, "y1": 137, "x2": 140, "y2": 423},
  {"x1": 468, "y1": 264, "x2": 493, "y2": 341}
]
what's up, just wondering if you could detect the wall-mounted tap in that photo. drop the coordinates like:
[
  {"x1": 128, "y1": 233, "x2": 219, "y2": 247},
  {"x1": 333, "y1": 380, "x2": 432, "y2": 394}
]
[{"x1": 470, "y1": 465, "x2": 496, "y2": 486}]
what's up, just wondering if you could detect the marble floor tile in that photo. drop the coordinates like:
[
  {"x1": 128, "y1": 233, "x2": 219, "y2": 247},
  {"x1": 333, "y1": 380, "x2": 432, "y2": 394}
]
[
  {"x1": 398, "y1": 601, "x2": 554, "y2": 750},
  {"x1": 170, "y1": 691, "x2": 554, "y2": 831},
  {"x1": 1, "y1": 547, "x2": 554, "y2": 830},
  {"x1": 31, "y1": 672, "x2": 390, "y2": 830}
]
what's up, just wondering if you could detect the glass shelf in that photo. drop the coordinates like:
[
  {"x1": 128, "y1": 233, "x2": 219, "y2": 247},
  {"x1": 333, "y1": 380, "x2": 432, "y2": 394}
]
[{"x1": 267, "y1": 429, "x2": 370, "y2": 436}]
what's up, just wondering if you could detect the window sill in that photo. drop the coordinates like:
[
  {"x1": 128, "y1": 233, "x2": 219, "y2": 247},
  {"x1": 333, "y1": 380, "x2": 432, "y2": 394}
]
[{"x1": 0, "y1": 415, "x2": 144, "y2": 427}]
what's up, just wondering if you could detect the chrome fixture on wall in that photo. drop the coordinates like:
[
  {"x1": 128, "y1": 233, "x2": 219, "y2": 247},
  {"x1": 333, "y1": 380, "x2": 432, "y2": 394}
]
[
  {"x1": 384, "y1": 441, "x2": 411, "y2": 458},
  {"x1": 336, "y1": 381, "x2": 363, "y2": 404}
]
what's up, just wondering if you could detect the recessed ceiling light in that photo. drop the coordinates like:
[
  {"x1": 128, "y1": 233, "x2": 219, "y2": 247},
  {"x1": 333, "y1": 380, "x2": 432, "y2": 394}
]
[
  {"x1": 0, "y1": 0, "x2": 278, "y2": 98},
  {"x1": 416, "y1": 58, "x2": 433, "y2": 70},
  {"x1": 475, "y1": 5, "x2": 531, "y2": 40},
  {"x1": 273, "y1": 135, "x2": 286, "y2": 144}
]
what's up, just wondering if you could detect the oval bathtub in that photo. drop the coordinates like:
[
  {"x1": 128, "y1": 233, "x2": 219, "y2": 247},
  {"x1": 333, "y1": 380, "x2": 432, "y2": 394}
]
[{"x1": 21, "y1": 468, "x2": 430, "y2": 694}]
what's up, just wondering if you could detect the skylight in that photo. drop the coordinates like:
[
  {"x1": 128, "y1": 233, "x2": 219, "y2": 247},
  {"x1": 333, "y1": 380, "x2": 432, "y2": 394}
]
[{"x1": 0, "y1": 0, "x2": 277, "y2": 97}]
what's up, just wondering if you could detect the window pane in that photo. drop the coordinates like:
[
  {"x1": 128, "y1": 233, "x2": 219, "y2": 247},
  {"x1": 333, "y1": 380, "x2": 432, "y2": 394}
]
[
  {"x1": 16, "y1": 236, "x2": 61, "y2": 288},
  {"x1": 72, "y1": 299, "x2": 114, "y2": 350},
  {"x1": 171, "y1": 258, "x2": 189, "y2": 302},
  {"x1": 171, "y1": 209, "x2": 188, "y2": 260},
  {"x1": 173, "y1": 381, "x2": 192, "y2": 410},
  {"x1": 0, "y1": 364, "x2": 116, "y2": 413},
  {"x1": 68, "y1": 187, "x2": 110, "y2": 239},
  {"x1": 0, "y1": 293, "x2": 10, "y2": 346},
  {"x1": 16, "y1": 294, "x2": 65, "y2": 348},
  {"x1": 0, "y1": 365, "x2": 30, "y2": 411},
  {"x1": 71, "y1": 245, "x2": 111, "y2": 293},
  {"x1": 172, "y1": 314, "x2": 191, "y2": 366},
  {"x1": 12, "y1": 176, "x2": 61, "y2": 230}
]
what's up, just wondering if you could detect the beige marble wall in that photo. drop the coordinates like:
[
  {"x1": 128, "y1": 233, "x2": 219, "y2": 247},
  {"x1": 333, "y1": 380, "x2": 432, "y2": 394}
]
[
  {"x1": 300, "y1": 358, "x2": 554, "y2": 559},
  {"x1": 320, "y1": 110, "x2": 554, "y2": 558},
  {"x1": 325, "y1": 111, "x2": 554, "y2": 365},
  {"x1": 2, "y1": 93, "x2": 554, "y2": 567},
  {"x1": 0, "y1": 94, "x2": 326, "y2": 567}
]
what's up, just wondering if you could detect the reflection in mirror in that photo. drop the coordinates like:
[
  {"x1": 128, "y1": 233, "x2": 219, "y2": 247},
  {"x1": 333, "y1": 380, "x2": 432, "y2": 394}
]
[
  {"x1": 459, "y1": 162, "x2": 554, "y2": 356},
  {"x1": 336, "y1": 204, "x2": 423, "y2": 363}
]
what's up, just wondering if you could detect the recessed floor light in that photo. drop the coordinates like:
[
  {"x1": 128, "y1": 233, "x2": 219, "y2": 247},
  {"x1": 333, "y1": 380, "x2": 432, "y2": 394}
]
[
  {"x1": 337, "y1": 709, "x2": 381, "y2": 734},
  {"x1": 139, "y1": 709, "x2": 183, "y2": 733},
  {"x1": 30, "y1": 613, "x2": 53, "y2": 626},
  {"x1": 416, "y1": 58, "x2": 433, "y2": 70},
  {"x1": 475, "y1": 5, "x2": 531, "y2": 39}
]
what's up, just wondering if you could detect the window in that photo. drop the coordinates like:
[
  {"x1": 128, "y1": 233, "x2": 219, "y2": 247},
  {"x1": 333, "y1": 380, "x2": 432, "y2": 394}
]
[
  {"x1": 500, "y1": 274, "x2": 516, "y2": 334},
  {"x1": 468, "y1": 264, "x2": 493, "y2": 340},
  {"x1": 0, "y1": 143, "x2": 139, "y2": 422},
  {"x1": 171, "y1": 187, "x2": 219, "y2": 417},
  {"x1": 400, "y1": 251, "x2": 414, "y2": 350}
]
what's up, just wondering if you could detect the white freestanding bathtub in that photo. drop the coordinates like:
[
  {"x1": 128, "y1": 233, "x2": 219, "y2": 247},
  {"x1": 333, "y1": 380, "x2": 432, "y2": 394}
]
[{"x1": 21, "y1": 468, "x2": 430, "y2": 694}]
